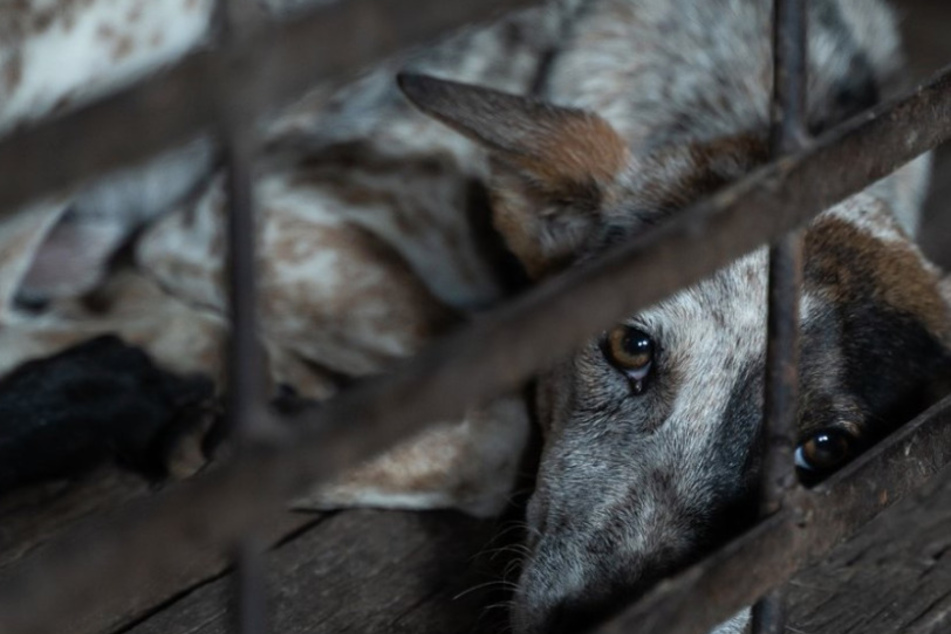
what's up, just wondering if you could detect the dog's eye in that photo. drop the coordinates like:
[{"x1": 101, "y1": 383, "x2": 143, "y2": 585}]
[
  {"x1": 603, "y1": 325, "x2": 654, "y2": 394},
  {"x1": 795, "y1": 429, "x2": 856, "y2": 473}
]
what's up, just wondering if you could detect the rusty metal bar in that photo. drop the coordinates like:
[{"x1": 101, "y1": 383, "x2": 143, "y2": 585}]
[
  {"x1": 220, "y1": 0, "x2": 270, "y2": 442},
  {"x1": 0, "y1": 63, "x2": 950, "y2": 634},
  {"x1": 591, "y1": 393, "x2": 951, "y2": 634},
  {"x1": 769, "y1": 0, "x2": 809, "y2": 158},
  {"x1": 760, "y1": 238, "x2": 804, "y2": 515},
  {"x1": 234, "y1": 539, "x2": 269, "y2": 634},
  {"x1": 753, "y1": 0, "x2": 808, "y2": 630},
  {"x1": 750, "y1": 586, "x2": 788, "y2": 634},
  {"x1": 762, "y1": 0, "x2": 807, "y2": 518},
  {"x1": 217, "y1": 0, "x2": 270, "y2": 632},
  {"x1": 221, "y1": 79, "x2": 269, "y2": 441},
  {"x1": 0, "y1": 0, "x2": 539, "y2": 217}
]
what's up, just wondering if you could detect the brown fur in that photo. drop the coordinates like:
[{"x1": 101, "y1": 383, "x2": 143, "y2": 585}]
[
  {"x1": 516, "y1": 112, "x2": 629, "y2": 188},
  {"x1": 806, "y1": 215, "x2": 951, "y2": 341}
]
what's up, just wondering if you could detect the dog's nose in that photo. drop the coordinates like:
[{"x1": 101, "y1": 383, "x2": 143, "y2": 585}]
[{"x1": 513, "y1": 552, "x2": 679, "y2": 634}]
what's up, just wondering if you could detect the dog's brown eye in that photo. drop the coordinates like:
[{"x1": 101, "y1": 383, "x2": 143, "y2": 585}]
[
  {"x1": 603, "y1": 325, "x2": 654, "y2": 394},
  {"x1": 795, "y1": 429, "x2": 856, "y2": 473}
]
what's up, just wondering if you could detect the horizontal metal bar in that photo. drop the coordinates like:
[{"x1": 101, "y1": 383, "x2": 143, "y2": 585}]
[
  {"x1": 1, "y1": 63, "x2": 950, "y2": 634},
  {"x1": 0, "y1": 0, "x2": 538, "y2": 216},
  {"x1": 591, "y1": 393, "x2": 951, "y2": 634}
]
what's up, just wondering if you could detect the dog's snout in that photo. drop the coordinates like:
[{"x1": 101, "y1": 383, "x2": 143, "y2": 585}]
[
  {"x1": 513, "y1": 527, "x2": 693, "y2": 634},
  {"x1": 518, "y1": 584, "x2": 645, "y2": 634}
]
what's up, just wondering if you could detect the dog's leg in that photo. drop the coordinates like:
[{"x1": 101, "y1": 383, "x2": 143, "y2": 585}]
[{"x1": 0, "y1": 335, "x2": 214, "y2": 491}]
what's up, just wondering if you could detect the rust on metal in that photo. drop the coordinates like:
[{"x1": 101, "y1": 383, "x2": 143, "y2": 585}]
[
  {"x1": 754, "y1": 0, "x2": 808, "y2": 630},
  {"x1": 218, "y1": 0, "x2": 271, "y2": 631},
  {"x1": 220, "y1": 0, "x2": 270, "y2": 442},
  {"x1": 234, "y1": 539, "x2": 269, "y2": 634},
  {"x1": 761, "y1": 0, "x2": 807, "y2": 514},
  {"x1": 750, "y1": 586, "x2": 789, "y2": 634},
  {"x1": 769, "y1": 0, "x2": 809, "y2": 158}
]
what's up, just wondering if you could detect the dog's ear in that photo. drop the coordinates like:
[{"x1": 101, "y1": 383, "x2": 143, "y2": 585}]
[{"x1": 399, "y1": 73, "x2": 630, "y2": 278}]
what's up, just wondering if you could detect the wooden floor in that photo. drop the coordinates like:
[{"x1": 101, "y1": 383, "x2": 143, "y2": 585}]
[{"x1": 2, "y1": 1, "x2": 951, "y2": 633}]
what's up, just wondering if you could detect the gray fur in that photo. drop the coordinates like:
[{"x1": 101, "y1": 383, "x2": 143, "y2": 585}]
[{"x1": 400, "y1": 1, "x2": 951, "y2": 633}]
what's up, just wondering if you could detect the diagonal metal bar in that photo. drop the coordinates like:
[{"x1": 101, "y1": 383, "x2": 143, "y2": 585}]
[
  {"x1": 753, "y1": 0, "x2": 809, "y2": 630},
  {"x1": 0, "y1": 0, "x2": 539, "y2": 217},
  {"x1": 0, "y1": 64, "x2": 950, "y2": 634}
]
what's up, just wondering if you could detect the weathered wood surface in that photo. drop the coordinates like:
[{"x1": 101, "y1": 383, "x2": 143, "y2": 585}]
[
  {"x1": 0, "y1": 469, "x2": 323, "y2": 634},
  {"x1": 124, "y1": 510, "x2": 508, "y2": 634},
  {"x1": 0, "y1": 470, "x2": 147, "y2": 570},
  {"x1": 12, "y1": 461, "x2": 951, "y2": 634},
  {"x1": 788, "y1": 463, "x2": 951, "y2": 634}
]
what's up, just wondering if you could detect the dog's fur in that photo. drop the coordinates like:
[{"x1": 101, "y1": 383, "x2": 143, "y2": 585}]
[
  {"x1": 0, "y1": 0, "x2": 578, "y2": 516},
  {"x1": 2, "y1": 1, "x2": 951, "y2": 633},
  {"x1": 397, "y1": 1, "x2": 951, "y2": 632}
]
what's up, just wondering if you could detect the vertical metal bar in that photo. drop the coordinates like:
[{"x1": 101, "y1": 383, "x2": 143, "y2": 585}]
[
  {"x1": 769, "y1": 0, "x2": 809, "y2": 160},
  {"x1": 224, "y1": 128, "x2": 269, "y2": 434},
  {"x1": 753, "y1": 0, "x2": 808, "y2": 632},
  {"x1": 224, "y1": 129, "x2": 270, "y2": 634},
  {"x1": 235, "y1": 539, "x2": 269, "y2": 634},
  {"x1": 763, "y1": 0, "x2": 808, "y2": 518},
  {"x1": 219, "y1": 1, "x2": 270, "y2": 633},
  {"x1": 751, "y1": 585, "x2": 790, "y2": 634}
]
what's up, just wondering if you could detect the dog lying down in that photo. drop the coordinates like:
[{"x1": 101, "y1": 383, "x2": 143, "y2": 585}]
[
  {"x1": 0, "y1": 0, "x2": 565, "y2": 515},
  {"x1": 3, "y1": 1, "x2": 951, "y2": 633}
]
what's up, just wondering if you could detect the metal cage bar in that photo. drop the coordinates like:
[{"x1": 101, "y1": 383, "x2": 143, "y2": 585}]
[
  {"x1": 752, "y1": 1, "x2": 809, "y2": 632},
  {"x1": 217, "y1": 0, "x2": 270, "y2": 632},
  {"x1": 0, "y1": 2, "x2": 950, "y2": 634}
]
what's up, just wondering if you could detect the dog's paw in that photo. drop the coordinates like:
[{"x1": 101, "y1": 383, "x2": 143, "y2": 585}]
[{"x1": 0, "y1": 335, "x2": 216, "y2": 491}]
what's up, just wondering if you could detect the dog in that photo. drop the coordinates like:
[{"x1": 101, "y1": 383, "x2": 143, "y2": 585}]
[
  {"x1": 396, "y1": 0, "x2": 951, "y2": 632},
  {"x1": 0, "y1": 0, "x2": 575, "y2": 515},
  {"x1": 2, "y1": 1, "x2": 951, "y2": 633}
]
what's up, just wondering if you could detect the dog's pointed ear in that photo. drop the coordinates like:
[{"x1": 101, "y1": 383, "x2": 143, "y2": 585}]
[{"x1": 398, "y1": 73, "x2": 630, "y2": 278}]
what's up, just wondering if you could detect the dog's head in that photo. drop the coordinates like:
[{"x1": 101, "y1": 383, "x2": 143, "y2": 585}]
[{"x1": 400, "y1": 74, "x2": 951, "y2": 633}]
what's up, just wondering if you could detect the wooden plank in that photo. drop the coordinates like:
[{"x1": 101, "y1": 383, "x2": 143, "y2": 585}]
[
  {"x1": 124, "y1": 510, "x2": 506, "y2": 634},
  {"x1": 0, "y1": 466, "x2": 324, "y2": 634},
  {"x1": 788, "y1": 463, "x2": 951, "y2": 634},
  {"x1": 0, "y1": 469, "x2": 147, "y2": 570},
  {"x1": 115, "y1": 466, "x2": 951, "y2": 634}
]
